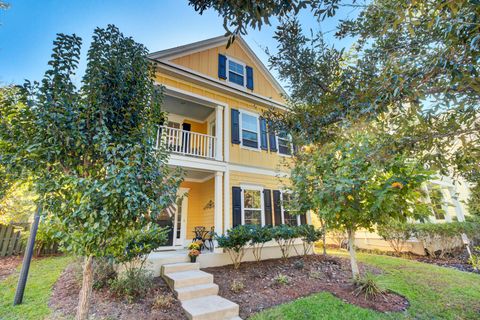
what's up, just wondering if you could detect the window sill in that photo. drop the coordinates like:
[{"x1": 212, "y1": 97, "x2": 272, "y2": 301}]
[{"x1": 240, "y1": 144, "x2": 261, "y2": 152}]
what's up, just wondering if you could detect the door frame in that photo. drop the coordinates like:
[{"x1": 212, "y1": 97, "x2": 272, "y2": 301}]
[{"x1": 173, "y1": 187, "x2": 189, "y2": 246}]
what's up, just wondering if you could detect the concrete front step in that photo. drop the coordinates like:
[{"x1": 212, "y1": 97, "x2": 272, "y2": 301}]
[
  {"x1": 164, "y1": 270, "x2": 214, "y2": 289},
  {"x1": 181, "y1": 295, "x2": 239, "y2": 320},
  {"x1": 175, "y1": 283, "x2": 219, "y2": 301},
  {"x1": 162, "y1": 262, "x2": 200, "y2": 275}
]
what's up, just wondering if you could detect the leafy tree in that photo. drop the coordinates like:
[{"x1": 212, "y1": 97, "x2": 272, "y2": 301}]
[
  {"x1": 376, "y1": 219, "x2": 413, "y2": 254},
  {"x1": 290, "y1": 125, "x2": 433, "y2": 277},
  {"x1": 0, "y1": 25, "x2": 181, "y2": 319}
]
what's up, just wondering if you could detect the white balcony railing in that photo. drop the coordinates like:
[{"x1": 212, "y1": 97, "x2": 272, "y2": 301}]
[{"x1": 156, "y1": 125, "x2": 216, "y2": 159}]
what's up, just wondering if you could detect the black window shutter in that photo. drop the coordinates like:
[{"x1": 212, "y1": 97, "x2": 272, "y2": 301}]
[
  {"x1": 260, "y1": 117, "x2": 268, "y2": 150},
  {"x1": 246, "y1": 65, "x2": 254, "y2": 89},
  {"x1": 273, "y1": 190, "x2": 282, "y2": 226},
  {"x1": 263, "y1": 189, "x2": 273, "y2": 226},
  {"x1": 231, "y1": 108, "x2": 240, "y2": 144},
  {"x1": 232, "y1": 187, "x2": 242, "y2": 227},
  {"x1": 218, "y1": 54, "x2": 227, "y2": 79},
  {"x1": 268, "y1": 121, "x2": 277, "y2": 152},
  {"x1": 300, "y1": 213, "x2": 307, "y2": 225}
]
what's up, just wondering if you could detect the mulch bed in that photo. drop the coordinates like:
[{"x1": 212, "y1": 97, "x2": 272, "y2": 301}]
[
  {"x1": 412, "y1": 250, "x2": 479, "y2": 273},
  {"x1": 0, "y1": 255, "x2": 23, "y2": 281},
  {"x1": 203, "y1": 254, "x2": 409, "y2": 319},
  {"x1": 50, "y1": 263, "x2": 187, "y2": 320}
]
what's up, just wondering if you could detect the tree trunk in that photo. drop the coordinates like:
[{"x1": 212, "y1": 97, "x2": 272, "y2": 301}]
[
  {"x1": 76, "y1": 256, "x2": 94, "y2": 320},
  {"x1": 321, "y1": 220, "x2": 327, "y2": 256},
  {"x1": 347, "y1": 228, "x2": 360, "y2": 278}
]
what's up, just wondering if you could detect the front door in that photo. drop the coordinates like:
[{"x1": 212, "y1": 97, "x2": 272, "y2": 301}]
[{"x1": 157, "y1": 188, "x2": 188, "y2": 248}]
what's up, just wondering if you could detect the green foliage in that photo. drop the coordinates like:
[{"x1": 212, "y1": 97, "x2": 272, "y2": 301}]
[
  {"x1": 216, "y1": 225, "x2": 251, "y2": 268},
  {"x1": 0, "y1": 256, "x2": 73, "y2": 320},
  {"x1": 0, "y1": 24, "x2": 182, "y2": 260},
  {"x1": 467, "y1": 182, "x2": 480, "y2": 217},
  {"x1": 108, "y1": 224, "x2": 169, "y2": 271},
  {"x1": 248, "y1": 224, "x2": 273, "y2": 261},
  {"x1": 34, "y1": 218, "x2": 61, "y2": 256},
  {"x1": 468, "y1": 247, "x2": 480, "y2": 271},
  {"x1": 273, "y1": 273, "x2": 290, "y2": 286},
  {"x1": 271, "y1": 224, "x2": 299, "y2": 259},
  {"x1": 297, "y1": 224, "x2": 323, "y2": 255},
  {"x1": 93, "y1": 257, "x2": 117, "y2": 289},
  {"x1": 413, "y1": 221, "x2": 470, "y2": 258},
  {"x1": 377, "y1": 220, "x2": 413, "y2": 254},
  {"x1": 188, "y1": 0, "x2": 341, "y2": 43},
  {"x1": 0, "y1": 181, "x2": 36, "y2": 224},
  {"x1": 353, "y1": 272, "x2": 385, "y2": 300},
  {"x1": 109, "y1": 268, "x2": 154, "y2": 302}
]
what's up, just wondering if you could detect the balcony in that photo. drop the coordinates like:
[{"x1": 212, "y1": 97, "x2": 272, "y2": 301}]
[{"x1": 156, "y1": 125, "x2": 217, "y2": 160}]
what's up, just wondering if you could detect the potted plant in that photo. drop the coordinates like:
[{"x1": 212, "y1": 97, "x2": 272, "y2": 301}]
[{"x1": 187, "y1": 242, "x2": 201, "y2": 262}]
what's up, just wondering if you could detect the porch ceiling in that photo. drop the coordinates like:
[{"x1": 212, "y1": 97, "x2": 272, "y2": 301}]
[
  {"x1": 163, "y1": 95, "x2": 214, "y2": 122},
  {"x1": 181, "y1": 168, "x2": 215, "y2": 182}
]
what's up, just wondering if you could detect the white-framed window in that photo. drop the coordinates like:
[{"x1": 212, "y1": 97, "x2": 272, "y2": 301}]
[
  {"x1": 281, "y1": 192, "x2": 300, "y2": 226},
  {"x1": 241, "y1": 185, "x2": 264, "y2": 226},
  {"x1": 227, "y1": 57, "x2": 246, "y2": 87},
  {"x1": 240, "y1": 110, "x2": 260, "y2": 149},
  {"x1": 277, "y1": 131, "x2": 293, "y2": 155}
]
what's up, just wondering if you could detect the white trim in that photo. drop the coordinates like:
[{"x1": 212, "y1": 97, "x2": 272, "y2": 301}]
[
  {"x1": 225, "y1": 55, "x2": 247, "y2": 89},
  {"x1": 154, "y1": 61, "x2": 287, "y2": 111},
  {"x1": 169, "y1": 154, "x2": 226, "y2": 172},
  {"x1": 148, "y1": 35, "x2": 288, "y2": 97},
  {"x1": 223, "y1": 169, "x2": 231, "y2": 230},
  {"x1": 175, "y1": 188, "x2": 189, "y2": 246},
  {"x1": 240, "y1": 185, "x2": 265, "y2": 226},
  {"x1": 223, "y1": 105, "x2": 230, "y2": 163},
  {"x1": 229, "y1": 163, "x2": 289, "y2": 178},
  {"x1": 239, "y1": 109, "x2": 261, "y2": 150},
  {"x1": 276, "y1": 133, "x2": 294, "y2": 157},
  {"x1": 280, "y1": 191, "x2": 300, "y2": 226},
  {"x1": 214, "y1": 171, "x2": 224, "y2": 235},
  {"x1": 184, "y1": 174, "x2": 215, "y2": 183}
]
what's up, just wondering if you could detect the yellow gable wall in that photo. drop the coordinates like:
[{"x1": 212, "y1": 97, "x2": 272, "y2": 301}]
[
  {"x1": 229, "y1": 171, "x2": 289, "y2": 228},
  {"x1": 170, "y1": 41, "x2": 285, "y2": 104},
  {"x1": 156, "y1": 72, "x2": 292, "y2": 172},
  {"x1": 181, "y1": 178, "x2": 215, "y2": 239},
  {"x1": 183, "y1": 119, "x2": 207, "y2": 135}
]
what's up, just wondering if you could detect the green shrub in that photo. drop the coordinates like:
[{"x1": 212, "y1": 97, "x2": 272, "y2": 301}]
[
  {"x1": 353, "y1": 272, "x2": 385, "y2": 300},
  {"x1": 93, "y1": 257, "x2": 117, "y2": 289},
  {"x1": 413, "y1": 222, "x2": 465, "y2": 258},
  {"x1": 297, "y1": 224, "x2": 323, "y2": 255},
  {"x1": 248, "y1": 225, "x2": 273, "y2": 261},
  {"x1": 34, "y1": 219, "x2": 60, "y2": 256},
  {"x1": 273, "y1": 274, "x2": 290, "y2": 286},
  {"x1": 468, "y1": 246, "x2": 480, "y2": 271},
  {"x1": 216, "y1": 225, "x2": 251, "y2": 269},
  {"x1": 271, "y1": 225, "x2": 299, "y2": 259},
  {"x1": 377, "y1": 220, "x2": 413, "y2": 254},
  {"x1": 230, "y1": 279, "x2": 245, "y2": 293},
  {"x1": 109, "y1": 268, "x2": 154, "y2": 302}
]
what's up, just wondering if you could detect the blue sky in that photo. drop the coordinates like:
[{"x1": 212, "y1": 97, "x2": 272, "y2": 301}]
[{"x1": 0, "y1": 1, "x2": 358, "y2": 87}]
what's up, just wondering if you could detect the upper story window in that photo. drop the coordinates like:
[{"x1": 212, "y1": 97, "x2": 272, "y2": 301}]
[
  {"x1": 241, "y1": 111, "x2": 259, "y2": 149},
  {"x1": 281, "y1": 192, "x2": 300, "y2": 226},
  {"x1": 277, "y1": 131, "x2": 292, "y2": 155},
  {"x1": 242, "y1": 188, "x2": 263, "y2": 225},
  {"x1": 218, "y1": 54, "x2": 254, "y2": 90},
  {"x1": 228, "y1": 60, "x2": 245, "y2": 86}
]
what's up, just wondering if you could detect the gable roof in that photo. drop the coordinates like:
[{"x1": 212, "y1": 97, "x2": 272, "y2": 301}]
[{"x1": 148, "y1": 35, "x2": 288, "y2": 98}]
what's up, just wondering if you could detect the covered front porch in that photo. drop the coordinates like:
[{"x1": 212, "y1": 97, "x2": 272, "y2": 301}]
[{"x1": 155, "y1": 167, "x2": 225, "y2": 250}]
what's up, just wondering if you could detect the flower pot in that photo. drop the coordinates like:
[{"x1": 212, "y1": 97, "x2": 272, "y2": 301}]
[{"x1": 190, "y1": 255, "x2": 197, "y2": 263}]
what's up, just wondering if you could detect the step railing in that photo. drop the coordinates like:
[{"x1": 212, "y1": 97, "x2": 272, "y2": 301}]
[{"x1": 156, "y1": 125, "x2": 216, "y2": 159}]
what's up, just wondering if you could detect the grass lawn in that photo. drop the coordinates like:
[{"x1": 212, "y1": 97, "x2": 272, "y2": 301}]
[
  {"x1": 252, "y1": 250, "x2": 480, "y2": 320},
  {"x1": 0, "y1": 255, "x2": 72, "y2": 320}
]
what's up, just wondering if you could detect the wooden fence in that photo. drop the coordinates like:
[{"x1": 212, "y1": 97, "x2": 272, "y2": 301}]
[{"x1": 0, "y1": 224, "x2": 24, "y2": 257}]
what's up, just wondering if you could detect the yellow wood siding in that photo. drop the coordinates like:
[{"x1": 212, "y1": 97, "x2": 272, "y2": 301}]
[
  {"x1": 183, "y1": 119, "x2": 207, "y2": 135},
  {"x1": 170, "y1": 41, "x2": 285, "y2": 104},
  {"x1": 228, "y1": 171, "x2": 289, "y2": 228},
  {"x1": 156, "y1": 73, "x2": 291, "y2": 171},
  {"x1": 181, "y1": 178, "x2": 215, "y2": 239}
]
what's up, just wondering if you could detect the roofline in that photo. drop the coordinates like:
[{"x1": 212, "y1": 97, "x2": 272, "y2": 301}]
[
  {"x1": 147, "y1": 35, "x2": 288, "y2": 98},
  {"x1": 150, "y1": 58, "x2": 288, "y2": 111}
]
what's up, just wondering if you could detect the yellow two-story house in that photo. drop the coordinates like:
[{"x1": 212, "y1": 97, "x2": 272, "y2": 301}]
[{"x1": 147, "y1": 35, "x2": 310, "y2": 260}]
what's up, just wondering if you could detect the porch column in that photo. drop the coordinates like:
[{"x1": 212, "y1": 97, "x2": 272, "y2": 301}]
[
  {"x1": 215, "y1": 105, "x2": 224, "y2": 161},
  {"x1": 214, "y1": 171, "x2": 224, "y2": 236}
]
